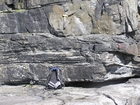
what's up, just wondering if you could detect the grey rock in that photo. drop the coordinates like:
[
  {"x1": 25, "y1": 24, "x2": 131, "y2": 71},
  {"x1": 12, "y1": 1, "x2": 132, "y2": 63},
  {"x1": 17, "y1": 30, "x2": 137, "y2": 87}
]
[
  {"x1": 0, "y1": 33, "x2": 140, "y2": 84},
  {"x1": 0, "y1": 0, "x2": 140, "y2": 86},
  {"x1": 133, "y1": 56, "x2": 140, "y2": 62},
  {"x1": 0, "y1": 79, "x2": 140, "y2": 105},
  {"x1": 0, "y1": 0, "x2": 139, "y2": 35},
  {"x1": 0, "y1": 6, "x2": 51, "y2": 33}
]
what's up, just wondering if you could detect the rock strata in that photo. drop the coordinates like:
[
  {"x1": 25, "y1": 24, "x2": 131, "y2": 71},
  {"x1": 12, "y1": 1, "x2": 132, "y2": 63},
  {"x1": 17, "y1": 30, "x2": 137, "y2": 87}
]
[
  {"x1": 0, "y1": 0, "x2": 140, "y2": 85},
  {"x1": 0, "y1": 1, "x2": 140, "y2": 104},
  {"x1": 0, "y1": 33, "x2": 140, "y2": 84}
]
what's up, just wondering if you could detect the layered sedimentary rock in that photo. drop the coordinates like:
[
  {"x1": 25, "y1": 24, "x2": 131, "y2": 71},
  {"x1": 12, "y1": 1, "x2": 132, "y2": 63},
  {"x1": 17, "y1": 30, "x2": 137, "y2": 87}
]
[
  {"x1": 0, "y1": 0, "x2": 140, "y2": 85},
  {"x1": 1, "y1": 33, "x2": 140, "y2": 85}
]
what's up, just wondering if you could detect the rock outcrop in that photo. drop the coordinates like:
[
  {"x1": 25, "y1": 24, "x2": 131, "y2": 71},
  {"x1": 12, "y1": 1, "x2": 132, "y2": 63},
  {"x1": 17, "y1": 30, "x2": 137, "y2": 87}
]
[
  {"x1": 0, "y1": 0, "x2": 140, "y2": 85},
  {"x1": 0, "y1": 78, "x2": 140, "y2": 105},
  {"x1": 0, "y1": 33, "x2": 140, "y2": 85},
  {"x1": 0, "y1": 0, "x2": 139, "y2": 35}
]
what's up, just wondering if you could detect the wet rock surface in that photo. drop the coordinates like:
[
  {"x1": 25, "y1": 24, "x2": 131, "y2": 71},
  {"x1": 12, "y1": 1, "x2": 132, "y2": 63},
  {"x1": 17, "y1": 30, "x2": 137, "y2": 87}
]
[{"x1": 0, "y1": 78, "x2": 140, "y2": 105}]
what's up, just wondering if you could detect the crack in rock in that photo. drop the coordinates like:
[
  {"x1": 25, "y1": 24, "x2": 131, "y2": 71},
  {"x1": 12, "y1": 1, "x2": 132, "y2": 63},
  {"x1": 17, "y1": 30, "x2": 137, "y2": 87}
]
[{"x1": 103, "y1": 93, "x2": 118, "y2": 105}]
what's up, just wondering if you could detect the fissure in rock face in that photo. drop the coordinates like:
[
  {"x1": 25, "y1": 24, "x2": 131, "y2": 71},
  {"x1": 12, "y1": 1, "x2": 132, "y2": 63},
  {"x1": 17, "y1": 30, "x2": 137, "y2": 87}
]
[{"x1": 0, "y1": 0, "x2": 140, "y2": 85}]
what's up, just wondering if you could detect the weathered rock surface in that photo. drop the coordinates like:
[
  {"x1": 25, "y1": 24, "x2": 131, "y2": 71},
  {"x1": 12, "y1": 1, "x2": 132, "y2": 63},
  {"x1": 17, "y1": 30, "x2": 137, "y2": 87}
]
[
  {"x1": 0, "y1": 33, "x2": 140, "y2": 84},
  {"x1": 0, "y1": 1, "x2": 140, "y2": 104},
  {"x1": 0, "y1": 0, "x2": 139, "y2": 35},
  {"x1": 0, "y1": 0, "x2": 140, "y2": 85},
  {"x1": 0, "y1": 78, "x2": 140, "y2": 105}
]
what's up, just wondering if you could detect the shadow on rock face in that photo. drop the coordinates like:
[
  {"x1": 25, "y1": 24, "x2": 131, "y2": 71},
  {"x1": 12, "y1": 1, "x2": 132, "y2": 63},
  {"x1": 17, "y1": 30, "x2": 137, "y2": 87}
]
[{"x1": 65, "y1": 76, "x2": 140, "y2": 88}]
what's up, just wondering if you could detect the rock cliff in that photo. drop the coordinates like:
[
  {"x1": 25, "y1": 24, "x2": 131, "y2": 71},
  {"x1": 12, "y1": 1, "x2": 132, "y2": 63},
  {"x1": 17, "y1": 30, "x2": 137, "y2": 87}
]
[{"x1": 0, "y1": 0, "x2": 140, "y2": 85}]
